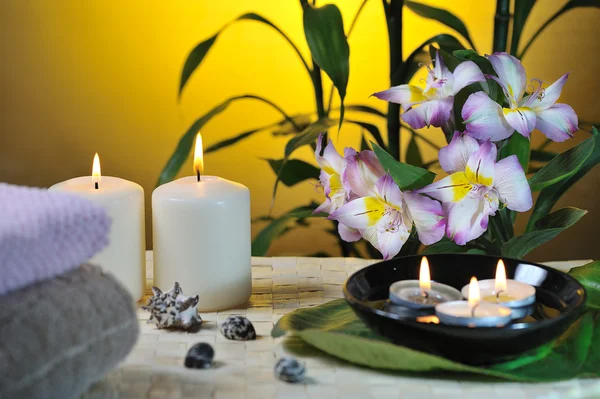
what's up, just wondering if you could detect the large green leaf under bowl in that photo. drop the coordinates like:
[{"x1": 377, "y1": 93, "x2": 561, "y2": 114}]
[{"x1": 272, "y1": 260, "x2": 600, "y2": 382}]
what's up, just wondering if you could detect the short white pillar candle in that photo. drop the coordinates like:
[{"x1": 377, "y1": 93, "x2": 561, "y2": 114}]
[
  {"x1": 152, "y1": 134, "x2": 251, "y2": 311},
  {"x1": 49, "y1": 154, "x2": 146, "y2": 300}
]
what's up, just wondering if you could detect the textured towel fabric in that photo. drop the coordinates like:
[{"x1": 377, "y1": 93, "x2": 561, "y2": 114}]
[
  {"x1": 0, "y1": 183, "x2": 111, "y2": 295},
  {"x1": 0, "y1": 264, "x2": 139, "y2": 399}
]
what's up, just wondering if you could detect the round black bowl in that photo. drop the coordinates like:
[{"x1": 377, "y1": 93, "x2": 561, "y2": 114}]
[{"x1": 343, "y1": 254, "x2": 586, "y2": 365}]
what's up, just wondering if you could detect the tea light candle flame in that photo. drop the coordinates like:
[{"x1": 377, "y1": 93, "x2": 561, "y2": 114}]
[
  {"x1": 468, "y1": 276, "x2": 479, "y2": 307},
  {"x1": 92, "y1": 153, "x2": 101, "y2": 190},
  {"x1": 194, "y1": 133, "x2": 204, "y2": 182},
  {"x1": 419, "y1": 257, "x2": 431, "y2": 295},
  {"x1": 495, "y1": 259, "x2": 507, "y2": 294}
]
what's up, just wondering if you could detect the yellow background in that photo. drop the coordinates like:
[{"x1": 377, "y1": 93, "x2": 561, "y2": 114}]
[{"x1": 1, "y1": 0, "x2": 599, "y2": 261}]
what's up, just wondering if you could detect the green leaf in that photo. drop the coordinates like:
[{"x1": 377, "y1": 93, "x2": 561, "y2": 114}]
[
  {"x1": 421, "y1": 239, "x2": 468, "y2": 254},
  {"x1": 405, "y1": 1, "x2": 477, "y2": 50},
  {"x1": 345, "y1": 104, "x2": 386, "y2": 118},
  {"x1": 303, "y1": 3, "x2": 350, "y2": 129},
  {"x1": 265, "y1": 159, "x2": 320, "y2": 187},
  {"x1": 500, "y1": 134, "x2": 530, "y2": 172},
  {"x1": 502, "y1": 207, "x2": 587, "y2": 258},
  {"x1": 453, "y1": 49, "x2": 494, "y2": 73},
  {"x1": 179, "y1": 13, "x2": 311, "y2": 97},
  {"x1": 534, "y1": 206, "x2": 588, "y2": 231},
  {"x1": 157, "y1": 95, "x2": 298, "y2": 186},
  {"x1": 399, "y1": 34, "x2": 464, "y2": 82},
  {"x1": 528, "y1": 136, "x2": 594, "y2": 191},
  {"x1": 372, "y1": 143, "x2": 436, "y2": 190},
  {"x1": 530, "y1": 149, "x2": 558, "y2": 163},
  {"x1": 205, "y1": 126, "x2": 264, "y2": 154},
  {"x1": 346, "y1": 120, "x2": 385, "y2": 148},
  {"x1": 569, "y1": 261, "x2": 600, "y2": 311},
  {"x1": 510, "y1": 0, "x2": 536, "y2": 55},
  {"x1": 268, "y1": 119, "x2": 336, "y2": 208},
  {"x1": 520, "y1": 0, "x2": 600, "y2": 58},
  {"x1": 252, "y1": 204, "x2": 324, "y2": 256},
  {"x1": 406, "y1": 134, "x2": 423, "y2": 167},
  {"x1": 284, "y1": 119, "x2": 336, "y2": 159},
  {"x1": 527, "y1": 128, "x2": 600, "y2": 231},
  {"x1": 272, "y1": 298, "x2": 600, "y2": 381}
]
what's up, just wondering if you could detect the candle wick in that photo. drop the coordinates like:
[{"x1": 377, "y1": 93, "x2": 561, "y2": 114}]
[
  {"x1": 496, "y1": 290, "x2": 504, "y2": 301},
  {"x1": 197, "y1": 170, "x2": 201, "y2": 182},
  {"x1": 95, "y1": 182, "x2": 99, "y2": 190},
  {"x1": 421, "y1": 290, "x2": 429, "y2": 299},
  {"x1": 470, "y1": 303, "x2": 479, "y2": 318}
]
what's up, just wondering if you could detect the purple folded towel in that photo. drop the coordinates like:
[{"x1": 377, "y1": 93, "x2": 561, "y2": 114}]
[{"x1": 0, "y1": 183, "x2": 111, "y2": 295}]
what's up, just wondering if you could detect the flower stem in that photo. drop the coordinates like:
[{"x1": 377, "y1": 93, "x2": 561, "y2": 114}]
[
  {"x1": 489, "y1": 214, "x2": 509, "y2": 246},
  {"x1": 493, "y1": 0, "x2": 510, "y2": 53}
]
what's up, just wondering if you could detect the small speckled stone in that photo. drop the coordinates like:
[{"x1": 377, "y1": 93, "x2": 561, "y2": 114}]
[
  {"x1": 220, "y1": 316, "x2": 256, "y2": 341},
  {"x1": 274, "y1": 357, "x2": 305, "y2": 383},
  {"x1": 184, "y1": 343, "x2": 214, "y2": 369}
]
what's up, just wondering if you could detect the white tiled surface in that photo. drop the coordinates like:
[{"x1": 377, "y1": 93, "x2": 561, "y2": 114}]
[{"x1": 82, "y1": 254, "x2": 599, "y2": 399}]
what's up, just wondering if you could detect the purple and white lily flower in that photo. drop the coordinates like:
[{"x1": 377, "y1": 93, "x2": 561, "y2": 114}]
[
  {"x1": 314, "y1": 134, "x2": 347, "y2": 215},
  {"x1": 418, "y1": 132, "x2": 532, "y2": 245},
  {"x1": 372, "y1": 51, "x2": 485, "y2": 130},
  {"x1": 463, "y1": 52, "x2": 578, "y2": 142},
  {"x1": 329, "y1": 174, "x2": 445, "y2": 260}
]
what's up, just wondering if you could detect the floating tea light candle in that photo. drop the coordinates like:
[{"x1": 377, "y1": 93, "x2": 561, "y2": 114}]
[
  {"x1": 436, "y1": 277, "x2": 513, "y2": 327},
  {"x1": 461, "y1": 260, "x2": 536, "y2": 308},
  {"x1": 389, "y1": 257, "x2": 462, "y2": 310}
]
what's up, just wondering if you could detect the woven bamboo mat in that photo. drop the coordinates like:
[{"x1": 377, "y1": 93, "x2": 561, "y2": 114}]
[{"x1": 81, "y1": 253, "x2": 600, "y2": 399}]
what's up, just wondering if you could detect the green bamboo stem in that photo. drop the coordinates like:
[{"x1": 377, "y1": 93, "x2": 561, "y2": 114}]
[
  {"x1": 311, "y1": 63, "x2": 326, "y2": 119},
  {"x1": 384, "y1": 0, "x2": 403, "y2": 161},
  {"x1": 493, "y1": 0, "x2": 510, "y2": 53}
]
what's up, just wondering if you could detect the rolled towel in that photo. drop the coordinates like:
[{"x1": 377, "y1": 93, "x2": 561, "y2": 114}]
[
  {"x1": 0, "y1": 183, "x2": 111, "y2": 296},
  {"x1": 0, "y1": 264, "x2": 139, "y2": 399}
]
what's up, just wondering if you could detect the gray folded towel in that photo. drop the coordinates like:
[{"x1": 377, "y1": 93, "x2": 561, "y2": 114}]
[{"x1": 0, "y1": 264, "x2": 139, "y2": 399}]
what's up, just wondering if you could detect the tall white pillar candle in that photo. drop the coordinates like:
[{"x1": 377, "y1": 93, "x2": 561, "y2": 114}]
[
  {"x1": 152, "y1": 134, "x2": 251, "y2": 311},
  {"x1": 49, "y1": 154, "x2": 146, "y2": 300}
]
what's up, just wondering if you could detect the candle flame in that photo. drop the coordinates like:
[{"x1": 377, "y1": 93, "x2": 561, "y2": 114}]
[
  {"x1": 193, "y1": 133, "x2": 204, "y2": 179},
  {"x1": 495, "y1": 259, "x2": 507, "y2": 293},
  {"x1": 468, "y1": 276, "x2": 480, "y2": 306},
  {"x1": 419, "y1": 257, "x2": 431, "y2": 292},
  {"x1": 92, "y1": 153, "x2": 101, "y2": 185}
]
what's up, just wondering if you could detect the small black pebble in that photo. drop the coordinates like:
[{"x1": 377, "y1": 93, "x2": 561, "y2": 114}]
[
  {"x1": 184, "y1": 343, "x2": 214, "y2": 369},
  {"x1": 274, "y1": 357, "x2": 306, "y2": 383},
  {"x1": 220, "y1": 316, "x2": 257, "y2": 341}
]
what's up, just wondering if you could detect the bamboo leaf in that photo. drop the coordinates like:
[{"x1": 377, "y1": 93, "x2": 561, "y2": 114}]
[
  {"x1": 421, "y1": 239, "x2": 467, "y2": 254},
  {"x1": 158, "y1": 95, "x2": 296, "y2": 186},
  {"x1": 346, "y1": 120, "x2": 385, "y2": 148},
  {"x1": 252, "y1": 204, "x2": 324, "y2": 256},
  {"x1": 502, "y1": 207, "x2": 587, "y2": 258},
  {"x1": 345, "y1": 104, "x2": 386, "y2": 118},
  {"x1": 530, "y1": 149, "x2": 558, "y2": 163},
  {"x1": 520, "y1": 0, "x2": 600, "y2": 58},
  {"x1": 405, "y1": 1, "x2": 477, "y2": 50},
  {"x1": 303, "y1": 3, "x2": 350, "y2": 129},
  {"x1": 180, "y1": 13, "x2": 311, "y2": 97},
  {"x1": 265, "y1": 159, "x2": 320, "y2": 187},
  {"x1": 528, "y1": 137, "x2": 594, "y2": 191},
  {"x1": 406, "y1": 134, "x2": 423, "y2": 167},
  {"x1": 527, "y1": 128, "x2": 600, "y2": 231},
  {"x1": 399, "y1": 34, "x2": 464, "y2": 83},
  {"x1": 372, "y1": 143, "x2": 435, "y2": 190},
  {"x1": 510, "y1": 0, "x2": 536, "y2": 55},
  {"x1": 284, "y1": 119, "x2": 336, "y2": 158},
  {"x1": 500, "y1": 133, "x2": 531, "y2": 172}
]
